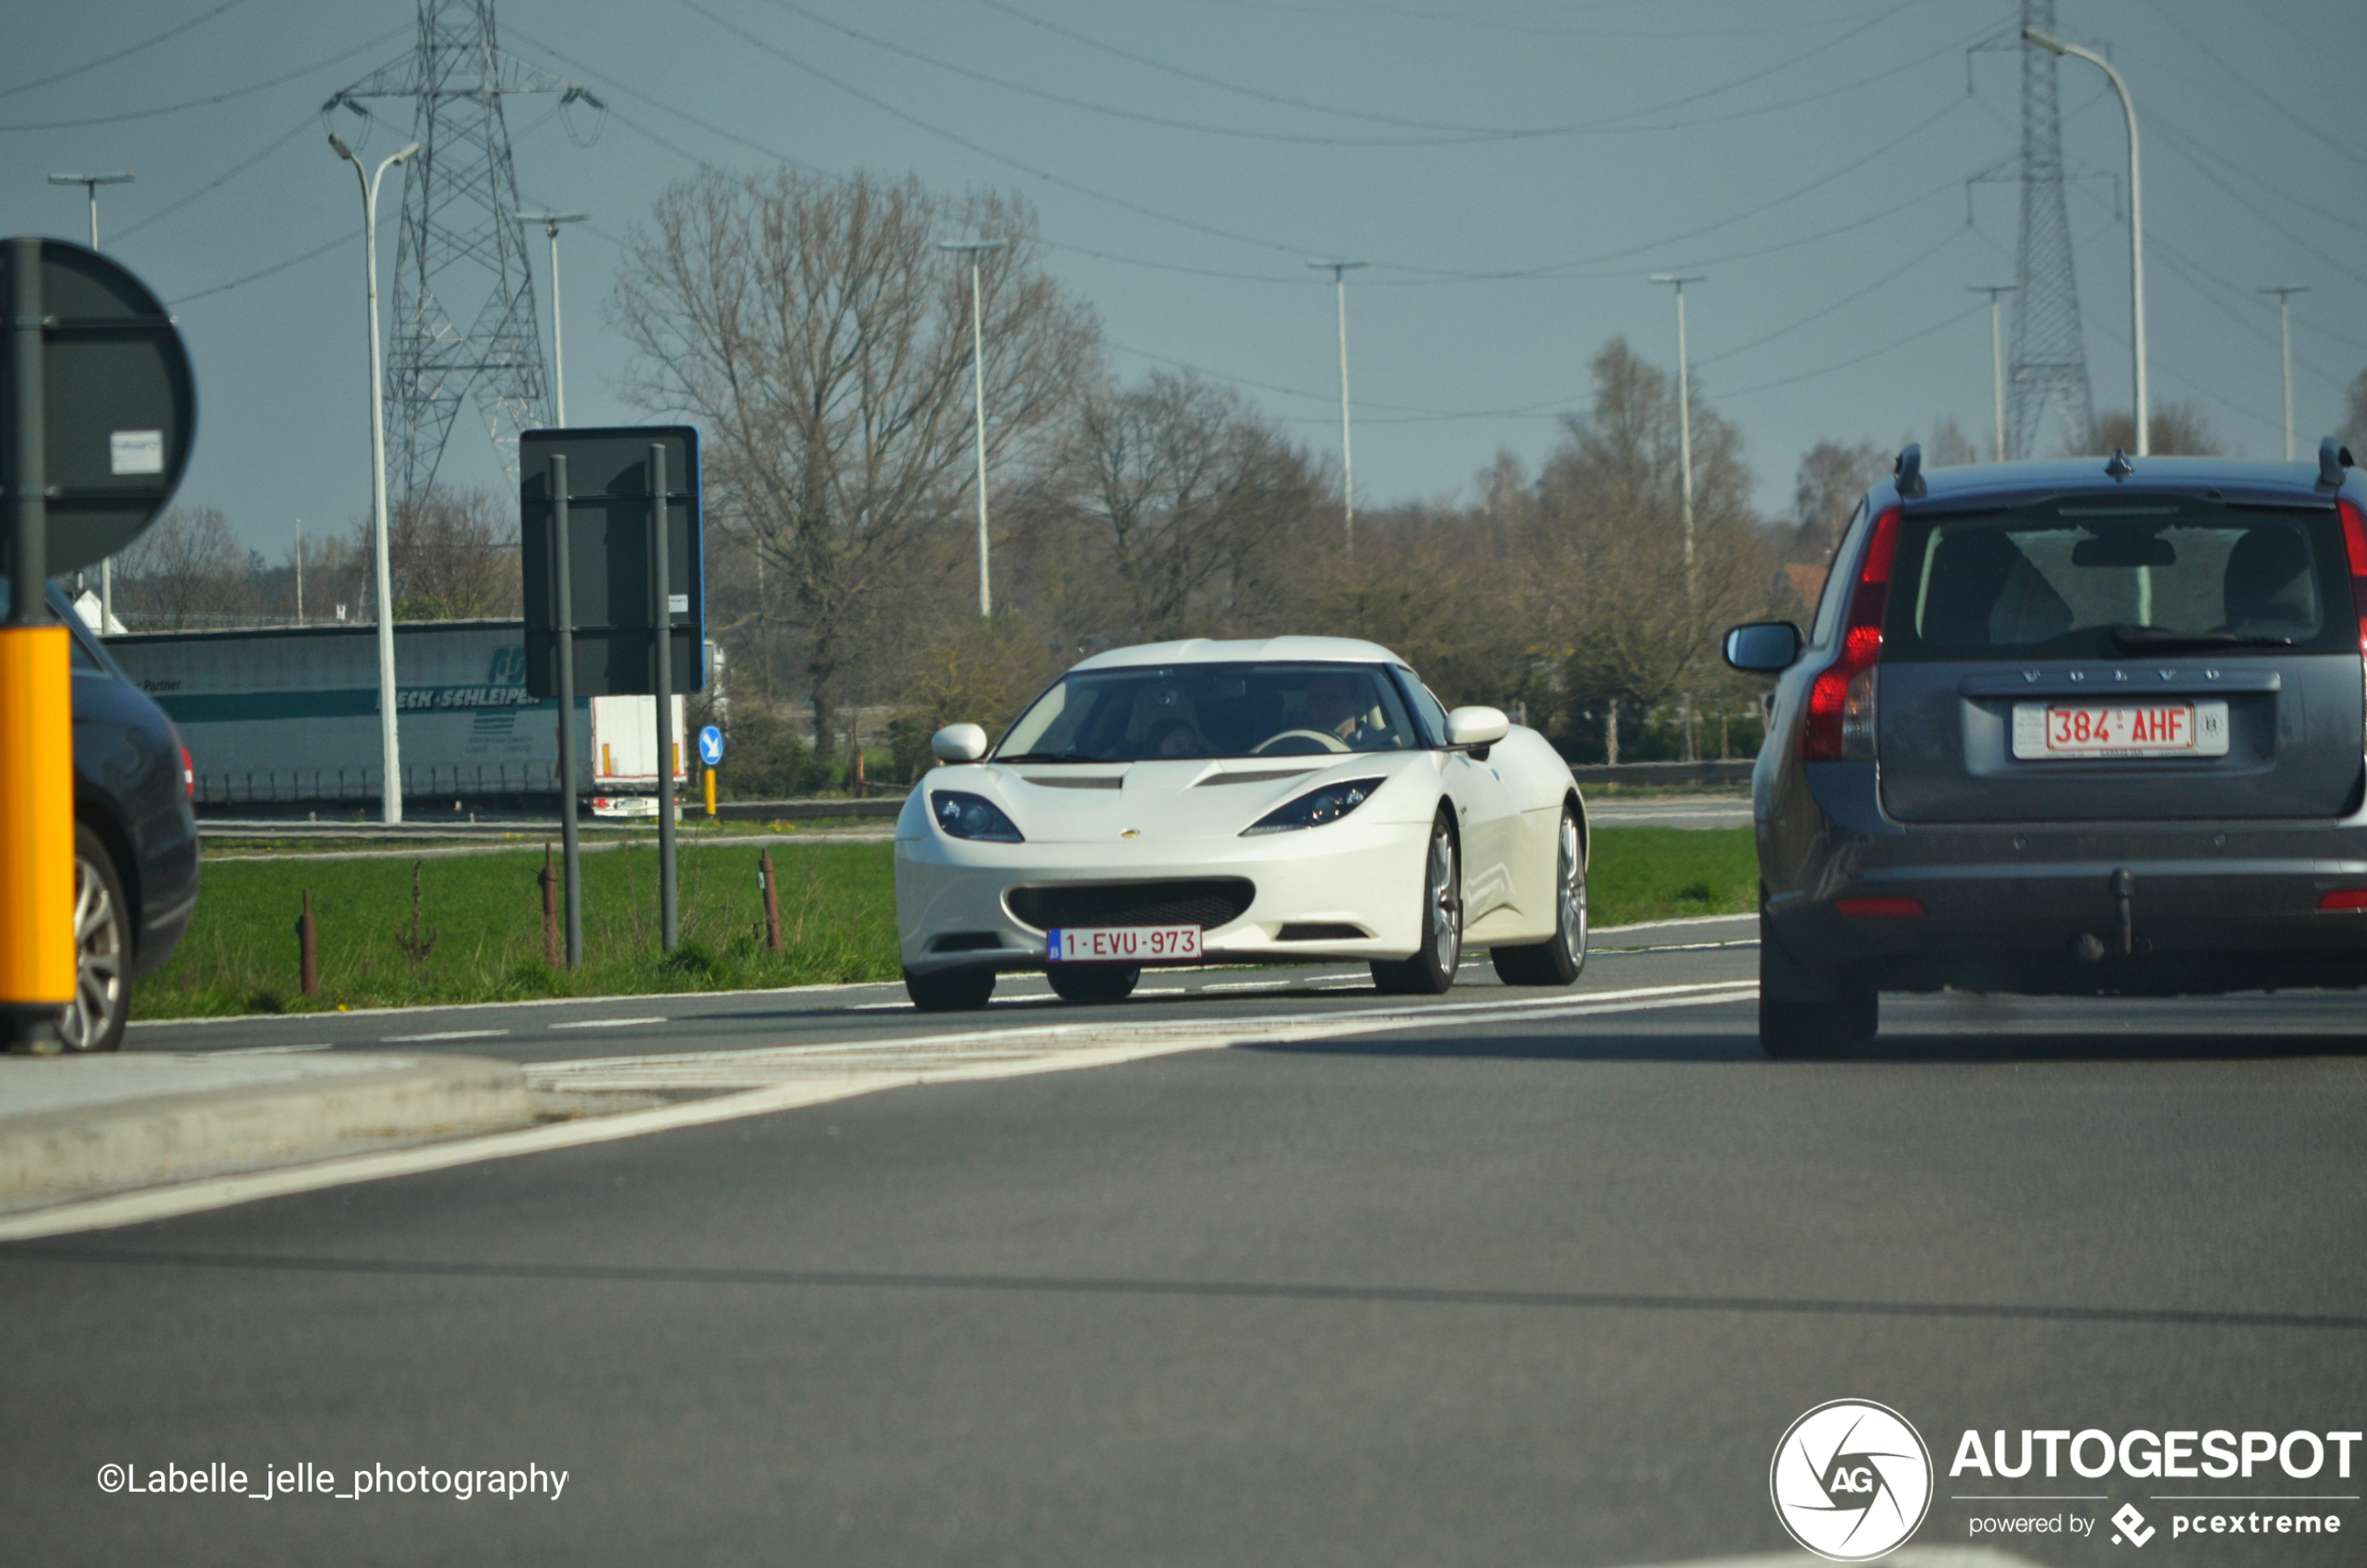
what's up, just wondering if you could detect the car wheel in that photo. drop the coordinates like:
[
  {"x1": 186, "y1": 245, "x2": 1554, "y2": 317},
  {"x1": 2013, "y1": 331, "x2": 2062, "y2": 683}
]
[
  {"x1": 59, "y1": 825, "x2": 131, "y2": 1053},
  {"x1": 1371, "y1": 811, "x2": 1462, "y2": 995},
  {"x1": 1047, "y1": 964, "x2": 1141, "y2": 1004},
  {"x1": 904, "y1": 966, "x2": 996, "y2": 1012},
  {"x1": 1491, "y1": 804, "x2": 1587, "y2": 987},
  {"x1": 1758, "y1": 985, "x2": 1877, "y2": 1059}
]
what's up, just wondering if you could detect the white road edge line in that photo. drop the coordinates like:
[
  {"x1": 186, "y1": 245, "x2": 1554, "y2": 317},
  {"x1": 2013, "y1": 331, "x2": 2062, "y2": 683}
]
[
  {"x1": 0, "y1": 983, "x2": 1757, "y2": 1243},
  {"x1": 379, "y1": 1029, "x2": 509, "y2": 1043},
  {"x1": 546, "y1": 1017, "x2": 668, "y2": 1030}
]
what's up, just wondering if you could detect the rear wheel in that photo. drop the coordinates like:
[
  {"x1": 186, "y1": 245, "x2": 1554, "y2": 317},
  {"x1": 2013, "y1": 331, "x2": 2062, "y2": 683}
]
[
  {"x1": 904, "y1": 966, "x2": 996, "y2": 1012},
  {"x1": 1047, "y1": 964, "x2": 1141, "y2": 1004},
  {"x1": 1758, "y1": 986, "x2": 1877, "y2": 1059},
  {"x1": 59, "y1": 826, "x2": 130, "y2": 1053},
  {"x1": 1491, "y1": 805, "x2": 1587, "y2": 987},
  {"x1": 1371, "y1": 812, "x2": 1462, "y2": 995}
]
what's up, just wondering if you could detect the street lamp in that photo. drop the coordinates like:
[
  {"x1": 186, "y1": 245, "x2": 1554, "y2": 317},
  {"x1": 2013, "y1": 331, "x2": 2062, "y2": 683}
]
[
  {"x1": 48, "y1": 171, "x2": 132, "y2": 250},
  {"x1": 1968, "y1": 283, "x2": 2020, "y2": 461},
  {"x1": 519, "y1": 213, "x2": 589, "y2": 425},
  {"x1": 330, "y1": 130, "x2": 418, "y2": 825},
  {"x1": 52, "y1": 172, "x2": 134, "y2": 630},
  {"x1": 1307, "y1": 260, "x2": 1368, "y2": 557},
  {"x1": 939, "y1": 238, "x2": 1004, "y2": 618},
  {"x1": 1648, "y1": 274, "x2": 1706, "y2": 583},
  {"x1": 2259, "y1": 285, "x2": 2308, "y2": 461},
  {"x1": 2025, "y1": 27, "x2": 2148, "y2": 456}
]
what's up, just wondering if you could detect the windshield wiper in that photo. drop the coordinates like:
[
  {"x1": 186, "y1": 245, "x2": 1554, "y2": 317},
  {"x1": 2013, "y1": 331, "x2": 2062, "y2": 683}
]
[{"x1": 2110, "y1": 625, "x2": 2297, "y2": 652}]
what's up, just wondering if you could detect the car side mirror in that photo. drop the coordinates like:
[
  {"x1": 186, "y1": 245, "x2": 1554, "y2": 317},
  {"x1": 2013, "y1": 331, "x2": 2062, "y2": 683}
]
[
  {"x1": 931, "y1": 723, "x2": 989, "y2": 763},
  {"x1": 1445, "y1": 705, "x2": 1511, "y2": 754},
  {"x1": 1723, "y1": 621, "x2": 1804, "y2": 674}
]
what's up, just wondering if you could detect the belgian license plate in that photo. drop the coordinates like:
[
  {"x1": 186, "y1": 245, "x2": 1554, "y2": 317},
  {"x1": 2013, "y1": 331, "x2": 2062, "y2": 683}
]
[
  {"x1": 2011, "y1": 700, "x2": 2230, "y2": 758},
  {"x1": 1047, "y1": 925, "x2": 1201, "y2": 962}
]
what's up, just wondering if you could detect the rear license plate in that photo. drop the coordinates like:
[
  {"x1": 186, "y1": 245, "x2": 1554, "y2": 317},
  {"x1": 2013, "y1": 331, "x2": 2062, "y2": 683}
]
[
  {"x1": 2011, "y1": 700, "x2": 2229, "y2": 759},
  {"x1": 1048, "y1": 926, "x2": 1201, "y2": 962}
]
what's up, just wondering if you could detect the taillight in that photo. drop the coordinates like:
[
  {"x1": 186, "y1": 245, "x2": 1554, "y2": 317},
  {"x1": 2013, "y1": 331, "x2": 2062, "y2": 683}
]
[
  {"x1": 179, "y1": 743, "x2": 194, "y2": 799},
  {"x1": 1801, "y1": 504, "x2": 1902, "y2": 761},
  {"x1": 2338, "y1": 498, "x2": 2367, "y2": 746},
  {"x1": 1836, "y1": 895, "x2": 1925, "y2": 918}
]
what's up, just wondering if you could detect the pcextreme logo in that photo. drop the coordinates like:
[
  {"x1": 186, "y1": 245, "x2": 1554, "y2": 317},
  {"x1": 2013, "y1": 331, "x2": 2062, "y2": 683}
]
[{"x1": 1770, "y1": 1399, "x2": 1935, "y2": 1562}]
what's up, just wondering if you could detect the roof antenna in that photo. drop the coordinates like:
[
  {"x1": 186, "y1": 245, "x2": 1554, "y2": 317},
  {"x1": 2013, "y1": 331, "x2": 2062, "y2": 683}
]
[
  {"x1": 2104, "y1": 448, "x2": 2135, "y2": 482},
  {"x1": 2319, "y1": 436, "x2": 2354, "y2": 490},
  {"x1": 1894, "y1": 442, "x2": 1926, "y2": 498}
]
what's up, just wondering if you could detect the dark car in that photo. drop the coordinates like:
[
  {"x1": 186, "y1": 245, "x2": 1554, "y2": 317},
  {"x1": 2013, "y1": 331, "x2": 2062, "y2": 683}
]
[
  {"x1": 1724, "y1": 439, "x2": 2365, "y2": 1057},
  {"x1": 2, "y1": 581, "x2": 200, "y2": 1051}
]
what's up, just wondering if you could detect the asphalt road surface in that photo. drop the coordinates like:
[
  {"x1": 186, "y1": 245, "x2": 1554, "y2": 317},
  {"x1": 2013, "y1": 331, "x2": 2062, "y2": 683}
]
[{"x1": 7, "y1": 914, "x2": 2363, "y2": 1566}]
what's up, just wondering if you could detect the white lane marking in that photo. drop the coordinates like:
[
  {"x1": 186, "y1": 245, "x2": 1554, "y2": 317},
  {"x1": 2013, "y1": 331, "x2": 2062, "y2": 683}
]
[
  {"x1": 204, "y1": 1043, "x2": 334, "y2": 1056},
  {"x1": 546, "y1": 1016, "x2": 668, "y2": 1030},
  {"x1": 0, "y1": 982, "x2": 1759, "y2": 1241},
  {"x1": 1590, "y1": 913, "x2": 1758, "y2": 934},
  {"x1": 380, "y1": 1029, "x2": 509, "y2": 1043},
  {"x1": 129, "y1": 975, "x2": 908, "y2": 1030}
]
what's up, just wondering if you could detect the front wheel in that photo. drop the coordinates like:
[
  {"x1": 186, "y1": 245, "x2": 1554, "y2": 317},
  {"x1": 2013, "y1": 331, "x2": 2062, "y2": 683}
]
[
  {"x1": 59, "y1": 826, "x2": 131, "y2": 1052},
  {"x1": 1491, "y1": 804, "x2": 1587, "y2": 987},
  {"x1": 1371, "y1": 812, "x2": 1462, "y2": 995},
  {"x1": 905, "y1": 966, "x2": 996, "y2": 1012},
  {"x1": 1047, "y1": 964, "x2": 1140, "y2": 1004}
]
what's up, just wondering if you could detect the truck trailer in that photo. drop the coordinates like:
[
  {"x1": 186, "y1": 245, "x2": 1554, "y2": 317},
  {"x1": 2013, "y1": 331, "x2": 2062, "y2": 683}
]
[{"x1": 107, "y1": 620, "x2": 686, "y2": 813}]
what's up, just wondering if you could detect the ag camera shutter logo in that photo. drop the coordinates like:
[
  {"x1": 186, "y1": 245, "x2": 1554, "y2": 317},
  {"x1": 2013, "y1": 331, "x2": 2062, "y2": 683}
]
[{"x1": 1770, "y1": 1399, "x2": 1934, "y2": 1561}]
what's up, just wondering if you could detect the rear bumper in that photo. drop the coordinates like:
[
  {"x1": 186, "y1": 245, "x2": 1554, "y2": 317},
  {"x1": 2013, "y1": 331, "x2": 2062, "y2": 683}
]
[{"x1": 1765, "y1": 818, "x2": 2367, "y2": 996}]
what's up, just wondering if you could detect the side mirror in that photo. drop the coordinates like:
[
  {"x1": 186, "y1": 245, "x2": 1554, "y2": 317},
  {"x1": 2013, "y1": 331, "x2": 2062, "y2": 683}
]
[
  {"x1": 930, "y1": 723, "x2": 989, "y2": 763},
  {"x1": 1723, "y1": 621, "x2": 1804, "y2": 674},
  {"x1": 1445, "y1": 705, "x2": 1511, "y2": 750}
]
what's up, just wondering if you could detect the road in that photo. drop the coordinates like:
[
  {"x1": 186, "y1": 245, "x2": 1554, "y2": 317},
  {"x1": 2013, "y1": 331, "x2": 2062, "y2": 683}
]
[{"x1": 7, "y1": 914, "x2": 2362, "y2": 1566}]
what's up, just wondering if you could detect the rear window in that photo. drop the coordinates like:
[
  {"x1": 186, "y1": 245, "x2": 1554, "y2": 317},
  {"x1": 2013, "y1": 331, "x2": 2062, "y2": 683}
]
[{"x1": 1881, "y1": 500, "x2": 2346, "y2": 661}]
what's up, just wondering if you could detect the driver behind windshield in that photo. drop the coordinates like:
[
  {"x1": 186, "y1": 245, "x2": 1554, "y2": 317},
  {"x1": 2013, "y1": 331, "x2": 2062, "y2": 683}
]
[
  {"x1": 997, "y1": 662, "x2": 1421, "y2": 762},
  {"x1": 1303, "y1": 671, "x2": 1392, "y2": 751}
]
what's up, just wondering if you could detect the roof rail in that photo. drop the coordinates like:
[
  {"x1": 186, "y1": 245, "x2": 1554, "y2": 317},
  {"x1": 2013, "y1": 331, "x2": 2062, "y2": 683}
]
[
  {"x1": 2319, "y1": 436, "x2": 2355, "y2": 490},
  {"x1": 1893, "y1": 443, "x2": 1925, "y2": 498}
]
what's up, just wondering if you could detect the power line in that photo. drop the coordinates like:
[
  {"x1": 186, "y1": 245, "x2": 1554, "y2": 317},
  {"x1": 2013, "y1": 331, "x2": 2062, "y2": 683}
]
[
  {"x1": 1717, "y1": 301, "x2": 1988, "y2": 402},
  {"x1": 1696, "y1": 221, "x2": 1974, "y2": 367},
  {"x1": 0, "y1": 0, "x2": 250, "y2": 101},
  {"x1": 2138, "y1": 0, "x2": 2367, "y2": 173},
  {"x1": 109, "y1": 113, "x2": 317, "y2": 241},
  {"x1": 169, "y1": 231, "x2": 352, "y2": 306},
  {"x1": 0, "y1": 26, "x2": 405, "y2": 132}
]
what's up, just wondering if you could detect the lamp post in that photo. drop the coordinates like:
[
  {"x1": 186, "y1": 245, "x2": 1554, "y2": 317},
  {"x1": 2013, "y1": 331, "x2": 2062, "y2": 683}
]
[
  {"x1": 51, "y1": 172, "x2": 133, "y2": 628},
  {"x1": 2025, "y1": 27, "x2": 2148, "y2": 456},
  {"x1": 1307, "y1": 260, "x2": 1368, "y2": 556},
  {"x1": 519, "y1": 213, "x2": 588, "y2": 424},
  {"x1": 939, "y1": 239, "x2": 1004, "y2": 617},
  {"x1": 1648, "y1": 274, "x2": 1706, "y2": 584},
  {"x1": 1969, "y1": 283, "x2": 2020, "y2": 461},
  {"x1": 330, "y1": 131, "x2": 418, "y2": 824},
  {"x1": 48, "y1": 170, "x2": 132, "y2": 250},
  {"x1": 2258, "y1": 285, "x2": 2308, "y2": 461}
]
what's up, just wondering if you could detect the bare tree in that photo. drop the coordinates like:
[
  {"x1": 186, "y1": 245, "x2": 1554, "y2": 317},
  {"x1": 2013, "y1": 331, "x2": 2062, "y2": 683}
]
[
  {"x1": 114, "y1": 505, "x2": 253, "y2": 630},
  {"x1": 2077, "y1": 402, "x2": 2221, "y2": 457},
  {"x1": 613, "y1": 168, "x2": 1100, "y2": 753},
  {"x1": 2341, "y1": 368, "x2": 2366, "y2": 457},
  {"x1": 1790, "y1": 439, "x2": 1890, "y2": 565},
  {"x1": 364, "y1": 486, "x2": 520, "y2": 620},
  {"x1": 1918, "y1": 416, "x2": 1981, "y2": 469}
]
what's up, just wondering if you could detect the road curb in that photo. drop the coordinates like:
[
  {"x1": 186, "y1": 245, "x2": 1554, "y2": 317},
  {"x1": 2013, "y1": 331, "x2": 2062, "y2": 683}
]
[{"x1": 0, "y1": 1054, "x2": 530, "y2": 1210}]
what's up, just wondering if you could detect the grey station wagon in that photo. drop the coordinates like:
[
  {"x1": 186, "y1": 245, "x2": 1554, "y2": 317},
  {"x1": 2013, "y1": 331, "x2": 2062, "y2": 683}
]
[{"x1": 1725, "y1": 439, "x2": 2366, "y2": 1057}]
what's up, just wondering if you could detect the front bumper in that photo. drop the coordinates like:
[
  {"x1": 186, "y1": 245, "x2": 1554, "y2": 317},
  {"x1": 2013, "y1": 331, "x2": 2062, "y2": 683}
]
[{"x1": 896, "y1": 816, "x2": 1430, "y2": 974}]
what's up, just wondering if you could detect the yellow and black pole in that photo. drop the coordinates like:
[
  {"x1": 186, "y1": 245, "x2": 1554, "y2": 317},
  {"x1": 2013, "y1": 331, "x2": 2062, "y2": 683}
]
[{"x1": 1, "y1": 238, "x2": 74, "y2": 1052}]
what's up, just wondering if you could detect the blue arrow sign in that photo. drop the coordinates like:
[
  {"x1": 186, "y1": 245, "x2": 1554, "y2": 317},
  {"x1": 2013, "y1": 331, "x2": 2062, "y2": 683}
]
[{"x1": 697, "y1": 724, "x2": 725, "y2": 767}]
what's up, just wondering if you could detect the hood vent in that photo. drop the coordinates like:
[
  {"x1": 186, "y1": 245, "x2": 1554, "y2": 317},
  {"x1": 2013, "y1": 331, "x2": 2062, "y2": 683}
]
[
  {"x1": 1195, "y1": 768, "x2": 1318, "y2": 786},
  {"x1": 1021, "y1": 774, "x2": 1124, "y2": 789}
]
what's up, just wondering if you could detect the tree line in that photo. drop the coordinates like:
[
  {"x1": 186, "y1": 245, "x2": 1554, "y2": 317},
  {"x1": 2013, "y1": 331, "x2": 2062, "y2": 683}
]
[{"x1": 116, "y1": 163, "x2": 2367, "y2": 781}]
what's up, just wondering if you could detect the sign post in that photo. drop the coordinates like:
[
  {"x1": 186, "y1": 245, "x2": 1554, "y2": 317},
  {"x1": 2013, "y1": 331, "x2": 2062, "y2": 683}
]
[
  {"x1": 0, "y1": 239, "x2": 194, "y2": 1051},
  {"x1": 520, "y1": 426, "x2": 702, "y2": 957},
  {"x1": 698, "y1": 724, "x2": 723, "y2": 818}
]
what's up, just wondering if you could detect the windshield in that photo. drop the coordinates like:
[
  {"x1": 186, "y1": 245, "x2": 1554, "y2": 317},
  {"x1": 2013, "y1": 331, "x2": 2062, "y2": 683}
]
[
  {"x1": 996, "y1": 661, "x2": 1424, "y2": 761},
  {"x1": 1884, "y1": 502, "x2": 2341, "y2": 661}
]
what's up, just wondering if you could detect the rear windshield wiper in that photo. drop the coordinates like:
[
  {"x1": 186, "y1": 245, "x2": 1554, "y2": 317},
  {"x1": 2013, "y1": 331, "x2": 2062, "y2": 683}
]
[{"x1": 2110, "y1": 625, "x2": 2297, "y2": 652}]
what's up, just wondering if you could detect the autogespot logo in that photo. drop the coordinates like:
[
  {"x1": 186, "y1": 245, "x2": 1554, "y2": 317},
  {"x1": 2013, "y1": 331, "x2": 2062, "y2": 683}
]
[{"x1": 1770, "y1": 1399, "x2": 1935, "y2": 1561}]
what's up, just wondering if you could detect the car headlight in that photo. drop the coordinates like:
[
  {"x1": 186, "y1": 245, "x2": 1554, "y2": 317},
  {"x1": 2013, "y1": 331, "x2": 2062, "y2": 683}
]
[
  {"x1": 931, "y1": 789, "x2": 1024, "y2": 843},
  {"x1": 1241, "y1": 776, "x2": 1386, "y2": 836}
]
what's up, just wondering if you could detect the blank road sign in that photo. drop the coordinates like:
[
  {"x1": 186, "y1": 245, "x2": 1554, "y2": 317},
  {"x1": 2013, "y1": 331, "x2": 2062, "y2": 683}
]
[{"x1": 520, "y1": 427, "x2": 704, "y2": 699}]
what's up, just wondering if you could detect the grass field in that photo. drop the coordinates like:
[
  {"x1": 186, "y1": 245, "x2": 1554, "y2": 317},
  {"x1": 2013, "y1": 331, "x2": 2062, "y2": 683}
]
[{"x1": 131, "y1": 826, "x2": 1757, "y2": 1020}]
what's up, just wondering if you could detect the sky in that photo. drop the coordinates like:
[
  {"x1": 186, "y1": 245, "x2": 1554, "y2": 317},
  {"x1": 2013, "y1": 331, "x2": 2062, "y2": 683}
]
[{"x1": 3, "y1": 0, "x2": 2361, "y2": 564}]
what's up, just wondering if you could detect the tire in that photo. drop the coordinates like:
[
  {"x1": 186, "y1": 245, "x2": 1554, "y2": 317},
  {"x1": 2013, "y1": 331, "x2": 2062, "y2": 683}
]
[
  {"x1": 904, "y1": 966, "x2": 996, "y2": 1012},
  {"x1": 1047, "y1": 964, "x2": 1141, "y2": 1004},
  {"x1": 1491, "y1": 804, "x2": 1587, "y2": 987},
  {"x1": 59, "y1": 825, "x2": 131, "y2": 1053},
  {"x1": 1371, "y1": 811, "x2": 1462, "y2": 995},
  {"x1": 1758, "y1": 986, "x2": 1877, "y2": 1059}
]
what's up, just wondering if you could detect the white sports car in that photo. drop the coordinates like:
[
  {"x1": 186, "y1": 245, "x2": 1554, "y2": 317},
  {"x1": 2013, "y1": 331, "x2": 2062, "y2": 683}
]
[{"x1": 894, "y1": 636, "x2": 1589, "y2": 1009}]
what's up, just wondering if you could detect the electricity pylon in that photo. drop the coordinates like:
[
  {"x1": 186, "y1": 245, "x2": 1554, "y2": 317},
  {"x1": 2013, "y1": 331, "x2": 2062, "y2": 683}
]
[
  {"x1": 323, "y1": 0, "x2": 600, "y2": 502},
  {"x1": 2005, "y1": 0, "x2": 2094, "y2": 460}
]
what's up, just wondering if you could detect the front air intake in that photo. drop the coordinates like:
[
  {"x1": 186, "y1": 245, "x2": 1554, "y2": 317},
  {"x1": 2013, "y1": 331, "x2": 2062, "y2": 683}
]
[{"x1": 1006, "y1": 879, "x2": 1254, "y2": 933}]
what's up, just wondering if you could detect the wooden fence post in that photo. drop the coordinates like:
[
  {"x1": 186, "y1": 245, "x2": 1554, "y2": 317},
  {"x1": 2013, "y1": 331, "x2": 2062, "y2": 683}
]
[
  {"x1": 759, "y1": 850, "x2": 783, "y2": 953},
  {"x1": 539, "y1": 843, "x2": 561, "y2": 968},
  {"x1": 296, "y1": 890, "x2": 319, "y2": 998}
]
